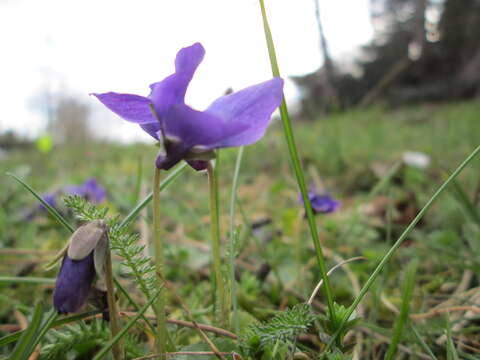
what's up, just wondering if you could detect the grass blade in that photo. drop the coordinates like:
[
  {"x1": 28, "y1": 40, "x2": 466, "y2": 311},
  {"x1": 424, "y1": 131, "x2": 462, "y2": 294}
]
[
  {"x1": 385, "y1": 260, "x2": 417, "y2": 360},
  {"x1": 258, "y1": 0, "x2": 336, "y2": 324},
  {"x1": 26, "y1": 308, "x2": 58, "y2": 357},
  {"x1": 409, "y1": 322, "x2": 438, "y2": 360},
  {"x1": 10, "y1": 303, "x2": 45, "y2": 360},
  {"x1": 0, "y1": 277, "x2": 55, "y2": 285},
  {"x1": 6, "y1": 172, "x2": 74, "y2": 233},
  {"x1": 0, "y1": 310, "x2": 100, "y2": 348},
  {"x1": 446, "y1": 322, "x2": 459, "y2": 360}
]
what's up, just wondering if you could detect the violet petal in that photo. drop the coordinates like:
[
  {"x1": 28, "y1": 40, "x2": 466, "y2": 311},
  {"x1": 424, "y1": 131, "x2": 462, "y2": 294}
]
[
  {"x1": 53, "y1": 253, "x2": 96, "y2": 314},
  {"x1": 92, "y1": 92, "x2": 155, "y2": 124},
  {"x1": 204, "y1": 77, "x2": 284, "y2": 148},
  {"x1": 140, "y1": 122, "x2": 161, "y2": 140},
  {"x1": 149, "y1": 43, "x2": 205, "y2": 117},
  {"x1": 163, "y1": 104, "x2": 244, "y2": 149}
]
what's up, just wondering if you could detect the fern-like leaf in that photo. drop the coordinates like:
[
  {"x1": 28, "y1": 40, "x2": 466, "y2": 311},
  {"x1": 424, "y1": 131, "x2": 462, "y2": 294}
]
[{"x1": 245, "y1": 304, "x2": 316, "y2": 348}]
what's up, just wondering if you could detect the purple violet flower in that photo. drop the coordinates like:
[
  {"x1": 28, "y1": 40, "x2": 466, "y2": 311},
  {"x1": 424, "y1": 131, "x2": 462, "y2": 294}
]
[
  {"x1": 92, "y1": 43, "x2": 284, "y2": 171},
  {"x1": 64, "y1": 178, "x2": 106, "y2": 203},
  {"x1": 25, "y1": 179, "x2": 106, "y2": 221},
  {"x1": 299, "y1": 192, "x2": 340, "y2": 215}
]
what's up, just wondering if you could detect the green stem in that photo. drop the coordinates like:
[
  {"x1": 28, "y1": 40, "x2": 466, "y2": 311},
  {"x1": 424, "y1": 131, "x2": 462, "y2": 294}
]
[
  {"x1": 325, "y1": 143, "x2": 480, "y2": 351},
  {"x1": 153, "y1": 167, "x2": 167, "y2": 359},
  {"x1": 229, "y1": 146, "x2": 244, "y2": 333},
  {"x1": 120, "y1": 162, "x2": 187, "y2": 229},
  {"x1": 104, "y1": 241, "x2": 124, "y2": 360},
  {"x1": 207, "y1": 159, "x2": 227, "y2": 327},
  {"x1": 258, "y1": 0, "x2": 336, "y2": 325}
]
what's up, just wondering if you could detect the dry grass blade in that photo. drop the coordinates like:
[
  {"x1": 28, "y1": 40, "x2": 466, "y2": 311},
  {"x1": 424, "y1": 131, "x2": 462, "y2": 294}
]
[
  {"x1": 307, "y1": 256, "x2": 366, "y2": 305},
  {"x1": 114, "y1": 312, "x2": 237, "y2": 339}
]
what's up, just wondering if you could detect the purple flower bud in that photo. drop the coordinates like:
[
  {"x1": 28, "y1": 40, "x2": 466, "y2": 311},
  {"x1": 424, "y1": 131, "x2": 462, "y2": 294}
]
[
  {"x1": 53, "y1": 253, "x2": 96, "y2": 314},
  {"x1": 92, "y1": 43, "x2": 284, "y2": 171},
  {"x1": 53, "y1": 220, "x2": 108, "y2": 315}
]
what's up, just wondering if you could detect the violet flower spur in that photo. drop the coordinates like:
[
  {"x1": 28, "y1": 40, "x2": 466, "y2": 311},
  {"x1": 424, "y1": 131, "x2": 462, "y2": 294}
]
[{"x1": 92, "y1": 42, "x2": 284, "y2": 171}]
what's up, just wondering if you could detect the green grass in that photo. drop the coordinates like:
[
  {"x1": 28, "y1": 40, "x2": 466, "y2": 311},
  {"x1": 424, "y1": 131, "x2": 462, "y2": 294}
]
[{"x1": 1, "y1": 101, "x2": 480, "y2": 358}]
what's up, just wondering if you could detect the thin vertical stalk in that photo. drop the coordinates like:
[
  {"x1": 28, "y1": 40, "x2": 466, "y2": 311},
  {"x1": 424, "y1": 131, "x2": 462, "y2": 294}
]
[
  {"x1": 228, "y1": 146, "x2": 244, "y2": 333},
  {"x1": 207, "y1": 159, "x2": 227, "y2": 327},
  {"x1": 104, "y1": 241, "x2": 124, "y2": 360},
  {"x1": 153, "y1": 168, "x2": 167, "y2": 359},
  {"x1": 258, "y1": 0, "x2": 336, "y2": 324}
]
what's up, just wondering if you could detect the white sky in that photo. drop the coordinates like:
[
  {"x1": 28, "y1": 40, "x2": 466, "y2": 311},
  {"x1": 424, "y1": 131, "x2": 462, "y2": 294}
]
[{"x1": 0, "y1": 0, "x2": 373, "y2": 142}]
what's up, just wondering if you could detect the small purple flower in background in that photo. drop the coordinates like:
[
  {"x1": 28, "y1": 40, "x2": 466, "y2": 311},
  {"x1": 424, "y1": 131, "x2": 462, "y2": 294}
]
[
  {"x1": 308, "y1": 193, "x2": 340, "y2": 214},
  {"x1": 64, "y1": 178, "x2": 106, "y2": 203},
  {"x1": 93, "y1": 43, "x2": 284, "y2": 171},
  {"x1": 25, "y1": 178, "x2": 106, "y2": 220},
  {"x1": 37, "y1": 193, "x2": 57, "y2": 211},
  {"x1": 299, "y1": 190, "x2": 340, "y2": 215},
  {"x1": 54, "y1": 220, "x2": 108, "y2": 314},
  {"x1": 23, "y1": 193, "x2": 58, "y2": 220}
]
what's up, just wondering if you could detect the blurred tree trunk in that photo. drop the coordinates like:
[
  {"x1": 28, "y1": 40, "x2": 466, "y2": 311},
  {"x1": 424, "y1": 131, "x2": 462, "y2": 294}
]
[
  {"x1": 411, "y1": 0, "x2": 427, "y2": 58},
  {"x1": 313, "y1": 0, "x2": 340, "y2": 109}
]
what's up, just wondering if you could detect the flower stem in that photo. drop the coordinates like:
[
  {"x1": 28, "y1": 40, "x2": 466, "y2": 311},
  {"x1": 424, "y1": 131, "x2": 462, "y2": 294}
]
[
  {"x1": 258, "y1": 0, "x2": 336, "y2": 326},
  {"x1": 153, "y1": 167, "x2": 167, "y2": 358},
  {"x1": 228, "y1": 146, "x2": 244, "y2": 334},
  {"x1": 207, "y1": 158, "x2": 227, "y2": 327},
  {"x1": 104, "y1": 240, "x2": 123, "y2": 360}
]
